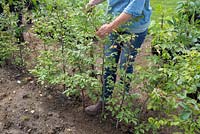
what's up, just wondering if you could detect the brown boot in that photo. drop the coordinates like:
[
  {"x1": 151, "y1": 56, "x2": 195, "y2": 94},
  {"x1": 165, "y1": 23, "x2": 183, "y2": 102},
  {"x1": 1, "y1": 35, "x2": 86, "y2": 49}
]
[{"x1": 85, "y1": 101, "x2": 103, "y2": 116}]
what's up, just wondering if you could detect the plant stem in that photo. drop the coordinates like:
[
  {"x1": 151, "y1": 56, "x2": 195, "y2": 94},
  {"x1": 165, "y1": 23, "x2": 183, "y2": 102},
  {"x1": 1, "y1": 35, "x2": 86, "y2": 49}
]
[
  {"x1": 77, "y1": 64, "x2": 86, "y2": 111},
  {"x1": 56, "y1": 8, "x2": 66, "y2": 91},
  {"x1": 99, "y1": 39, "x2": 106, "y2": 114},
  {"x1": 19, "y1": 43, "x2": 24, "y2": 67},
  {"x1": 116, "y1": 44, "x2": 131, "y2": 128},
  {"x1": 81, "y1": 89, "x2": 86, "y2": 110}
]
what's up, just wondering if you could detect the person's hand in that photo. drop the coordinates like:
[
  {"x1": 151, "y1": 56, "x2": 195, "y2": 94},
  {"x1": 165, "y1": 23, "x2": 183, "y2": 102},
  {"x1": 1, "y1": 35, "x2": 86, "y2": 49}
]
[
  {"x1": 96, "y1": 24, "x2": 114, "y2": 39},
  {"x1": 86, "y1": 3, "x2": 92, "y2": 8},
  {"x1": 85, "y1": 2, "x2": 95, "y2": 13},
  {"x1": 86, "y1": 2, "x2": 95, "y2": 9}
]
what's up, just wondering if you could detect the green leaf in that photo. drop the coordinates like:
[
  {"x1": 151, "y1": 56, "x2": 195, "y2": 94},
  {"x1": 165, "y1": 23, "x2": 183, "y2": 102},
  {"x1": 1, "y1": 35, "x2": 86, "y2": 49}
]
[{"x1": 180, "y1": 110, "x2": 192, "y2": 120}]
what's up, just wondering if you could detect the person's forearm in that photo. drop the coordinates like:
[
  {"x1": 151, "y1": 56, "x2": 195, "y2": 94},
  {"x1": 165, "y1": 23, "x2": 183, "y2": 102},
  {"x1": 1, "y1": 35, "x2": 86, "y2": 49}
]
[
  {"x1": 88, "y1": 0, "x2": 105, "y2": 6},
  {"x1": 109, "y1": 13, "x2": 132, "y2": 30}
]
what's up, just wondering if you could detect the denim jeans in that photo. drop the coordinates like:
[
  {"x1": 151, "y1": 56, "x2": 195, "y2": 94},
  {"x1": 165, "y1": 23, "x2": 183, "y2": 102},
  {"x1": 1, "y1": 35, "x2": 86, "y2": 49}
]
[{"x1": 102, "y1": 29, "x2": 148, "y2": 99}]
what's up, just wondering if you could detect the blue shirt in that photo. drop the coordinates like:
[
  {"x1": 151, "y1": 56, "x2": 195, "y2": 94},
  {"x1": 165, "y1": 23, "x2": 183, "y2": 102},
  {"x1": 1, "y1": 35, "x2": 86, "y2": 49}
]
[{"x1": 107, "y1": 0, "x2": 152, "y2": 33}]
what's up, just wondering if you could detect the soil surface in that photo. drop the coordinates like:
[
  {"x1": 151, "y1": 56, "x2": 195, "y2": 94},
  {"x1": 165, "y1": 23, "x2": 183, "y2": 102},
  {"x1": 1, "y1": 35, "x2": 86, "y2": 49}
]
[{"x1": 0, "y1": 67, "x2": 123, "y2": 134}]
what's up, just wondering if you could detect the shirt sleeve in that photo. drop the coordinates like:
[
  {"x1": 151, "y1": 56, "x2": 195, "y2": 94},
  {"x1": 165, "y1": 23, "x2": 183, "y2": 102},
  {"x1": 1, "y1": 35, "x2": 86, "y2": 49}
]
[{"x1": 123, "y1": 0, "x2": 146, "y2": 17}]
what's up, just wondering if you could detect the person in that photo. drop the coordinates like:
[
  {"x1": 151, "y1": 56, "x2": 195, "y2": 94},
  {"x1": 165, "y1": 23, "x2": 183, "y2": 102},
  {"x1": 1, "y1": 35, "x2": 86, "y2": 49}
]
[{"x1": 85, "y1": 0, "x2": 152, "y2": 115}]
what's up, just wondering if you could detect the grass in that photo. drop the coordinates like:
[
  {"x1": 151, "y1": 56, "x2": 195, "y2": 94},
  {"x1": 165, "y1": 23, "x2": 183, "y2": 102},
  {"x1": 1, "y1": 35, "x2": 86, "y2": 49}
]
[{"x1": 151, "y1": 0, "x2": 180, "y2": 21}]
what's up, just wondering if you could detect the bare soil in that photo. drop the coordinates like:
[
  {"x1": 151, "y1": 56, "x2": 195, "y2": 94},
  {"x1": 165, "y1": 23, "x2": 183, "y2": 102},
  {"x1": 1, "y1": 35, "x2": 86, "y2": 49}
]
[{"x1": 0, "y1": 67, "x2": 123, "y2": 134}]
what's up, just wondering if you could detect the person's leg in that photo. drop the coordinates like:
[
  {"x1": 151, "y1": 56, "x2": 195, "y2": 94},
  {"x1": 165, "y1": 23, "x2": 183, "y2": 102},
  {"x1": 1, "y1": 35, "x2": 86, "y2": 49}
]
[
  {"x1": 103, "y1": 34, "x2": 121, "y2": 99},
  {"x1": 119, "y1": 30, "x2": 148, "y2": 91},
  {"x1": 85, "y1": 33, "x2": 121, "y2": 115},
  {"x1": 85, "y1": 30, "x2": 148, "y2": 115}
]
